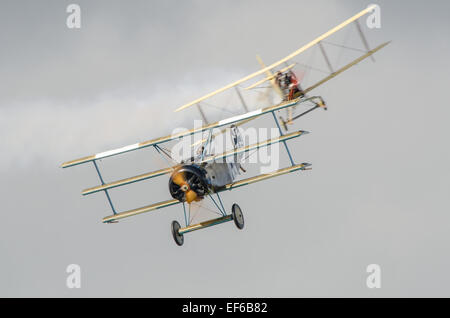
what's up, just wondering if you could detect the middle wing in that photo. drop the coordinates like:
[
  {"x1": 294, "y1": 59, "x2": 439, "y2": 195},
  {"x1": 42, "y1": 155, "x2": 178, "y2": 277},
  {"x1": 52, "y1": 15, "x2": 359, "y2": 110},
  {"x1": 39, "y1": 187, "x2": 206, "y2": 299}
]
[{"x1": 81, "y1": 129, "x2": 308, "y2": 195}]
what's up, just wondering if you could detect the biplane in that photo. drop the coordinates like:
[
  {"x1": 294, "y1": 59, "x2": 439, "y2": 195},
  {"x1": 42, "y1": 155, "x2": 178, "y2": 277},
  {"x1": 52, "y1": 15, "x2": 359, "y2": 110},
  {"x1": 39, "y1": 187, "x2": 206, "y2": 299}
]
[{"x1": 61, "y1": 6, "x2": 389, "y2": 246}]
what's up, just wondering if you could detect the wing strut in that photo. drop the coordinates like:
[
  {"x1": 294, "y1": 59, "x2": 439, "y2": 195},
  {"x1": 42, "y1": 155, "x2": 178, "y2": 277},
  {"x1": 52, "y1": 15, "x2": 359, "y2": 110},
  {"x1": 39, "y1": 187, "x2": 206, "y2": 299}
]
[
  {"x1": 93, "y1": 160, "x2": 117, "y2": 215},
  {"x1": 354, "y1": 20, "x2": 375, "y2": 62},
  {"x1": 318, "y1": 41, "x2": 334, "y2": 73}
]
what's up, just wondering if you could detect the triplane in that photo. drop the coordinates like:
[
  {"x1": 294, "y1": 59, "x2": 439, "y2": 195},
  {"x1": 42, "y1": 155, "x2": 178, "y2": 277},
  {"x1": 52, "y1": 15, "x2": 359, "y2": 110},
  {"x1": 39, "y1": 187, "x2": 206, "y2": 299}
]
[{"x1": 61, "y1": 6, "x2": 389, "y2": 246}]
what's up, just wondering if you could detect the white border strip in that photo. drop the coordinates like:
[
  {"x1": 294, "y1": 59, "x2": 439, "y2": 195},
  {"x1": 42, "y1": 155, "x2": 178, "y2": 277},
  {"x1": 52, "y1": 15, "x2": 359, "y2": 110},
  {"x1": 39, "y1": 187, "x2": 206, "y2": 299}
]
[
  {"x1": 95, "y1": 143, "x2": 140, "y2": 159},
  {"x1": 218, "y1": 109, "x2": 262, "y2": 126}
]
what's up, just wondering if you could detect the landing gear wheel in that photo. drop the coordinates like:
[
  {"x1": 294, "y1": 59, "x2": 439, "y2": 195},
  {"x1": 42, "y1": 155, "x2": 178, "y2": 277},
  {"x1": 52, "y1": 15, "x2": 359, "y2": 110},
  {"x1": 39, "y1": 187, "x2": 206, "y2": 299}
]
[
  {"x1": 171, "y1": 220, "x2": 184, "y2": 246},
  {"x1": 231, "y1": 203, "x2": 244, "y2": 230}
]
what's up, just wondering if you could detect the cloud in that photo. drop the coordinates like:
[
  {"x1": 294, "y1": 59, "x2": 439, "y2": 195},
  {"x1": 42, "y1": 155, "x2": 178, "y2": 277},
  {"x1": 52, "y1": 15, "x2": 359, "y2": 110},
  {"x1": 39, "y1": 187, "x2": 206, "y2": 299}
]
[{"x1": 0, "y1": 69, "x2": 264, "y2": 171}]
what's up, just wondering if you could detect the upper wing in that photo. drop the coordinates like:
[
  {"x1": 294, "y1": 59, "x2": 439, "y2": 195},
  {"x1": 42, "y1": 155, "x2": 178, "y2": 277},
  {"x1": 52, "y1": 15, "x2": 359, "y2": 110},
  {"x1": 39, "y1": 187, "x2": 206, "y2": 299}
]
[
  {"x1": 174, "y1": 5, "x2": 377, "y2": 112},
  {"x1": 61, "y1": 96, "x2": 317, "y2": 168}
]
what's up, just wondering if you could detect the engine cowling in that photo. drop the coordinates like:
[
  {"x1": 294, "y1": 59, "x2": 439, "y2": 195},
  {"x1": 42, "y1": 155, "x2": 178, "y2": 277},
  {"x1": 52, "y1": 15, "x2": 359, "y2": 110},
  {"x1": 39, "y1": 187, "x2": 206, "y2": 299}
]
[{"x1": 168, "y1": 164, "x2": 209, "y2": 203}]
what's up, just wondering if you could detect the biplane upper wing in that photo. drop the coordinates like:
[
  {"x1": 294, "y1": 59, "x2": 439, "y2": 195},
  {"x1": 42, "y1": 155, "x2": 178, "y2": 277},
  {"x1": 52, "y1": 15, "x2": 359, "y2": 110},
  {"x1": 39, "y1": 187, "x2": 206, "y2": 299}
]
[
  {"x1": 61, "y1": 96, "x2": 322, "y2": 168},
  {"x1": 174, "y1": 5, "x2": 377, "y2": 112}
]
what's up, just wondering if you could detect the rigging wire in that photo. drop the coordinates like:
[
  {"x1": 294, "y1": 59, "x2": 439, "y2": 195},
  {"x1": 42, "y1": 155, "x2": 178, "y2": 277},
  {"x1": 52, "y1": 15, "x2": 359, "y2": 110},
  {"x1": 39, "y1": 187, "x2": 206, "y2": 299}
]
[
  {"x1": 335, "y1": 26, "x2": 352, "y2": 67},
  {"x1": 201, "y1": 101, "x2": 239, "y2": 115},
  {"x1": 190, "y1": 201, "x2": 223, "y2": 224},
  {"x1": 322, "y1": 41, "x2": 366, "y2": 53}
]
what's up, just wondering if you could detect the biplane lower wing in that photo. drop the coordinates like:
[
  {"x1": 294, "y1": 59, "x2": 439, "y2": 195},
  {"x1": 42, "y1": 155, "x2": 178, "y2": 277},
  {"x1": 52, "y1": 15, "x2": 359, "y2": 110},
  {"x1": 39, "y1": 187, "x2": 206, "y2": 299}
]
[
  {"x1": 102, "y1": 199, "x2": 181, "y2": 223},
  {"x1": 102, "y1": 162, "x2": 310, "y2": 223}
]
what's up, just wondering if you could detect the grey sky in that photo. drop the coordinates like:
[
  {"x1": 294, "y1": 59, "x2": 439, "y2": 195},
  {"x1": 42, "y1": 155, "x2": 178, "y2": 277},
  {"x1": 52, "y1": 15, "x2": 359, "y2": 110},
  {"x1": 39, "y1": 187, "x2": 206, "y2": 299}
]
[{"x1": 1, "y1": 0, "x2": 450, "y2": 297}]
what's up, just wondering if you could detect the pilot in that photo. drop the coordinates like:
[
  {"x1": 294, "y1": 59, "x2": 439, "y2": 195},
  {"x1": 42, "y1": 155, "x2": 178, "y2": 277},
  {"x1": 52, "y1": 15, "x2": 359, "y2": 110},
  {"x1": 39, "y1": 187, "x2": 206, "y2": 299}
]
[{"x1": 286, "y1": 71, "x2": 304, "y2": 100}]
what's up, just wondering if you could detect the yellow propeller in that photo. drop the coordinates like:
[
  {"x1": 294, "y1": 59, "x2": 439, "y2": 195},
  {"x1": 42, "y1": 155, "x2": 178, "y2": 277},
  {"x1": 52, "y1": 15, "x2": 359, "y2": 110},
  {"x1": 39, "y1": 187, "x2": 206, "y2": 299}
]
[{"x1": 171, "y1": 170, "x2": 198, "y2": 204}]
